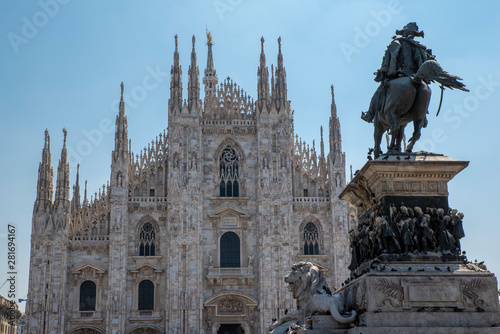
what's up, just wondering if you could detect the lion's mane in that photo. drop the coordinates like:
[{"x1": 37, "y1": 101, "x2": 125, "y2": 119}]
[{"x1": 290, "y1": 262, "x2": 329, "y2": 305}]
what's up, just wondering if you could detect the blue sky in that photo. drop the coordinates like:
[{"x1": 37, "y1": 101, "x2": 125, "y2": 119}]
[{"x1": 1, "y1": 0, "x2": 499, "y2": 312}]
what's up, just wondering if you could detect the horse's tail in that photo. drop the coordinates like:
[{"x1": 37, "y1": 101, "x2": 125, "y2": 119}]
[{"x1": 415, "y1": 60, "x2": 469, "y2": 92}]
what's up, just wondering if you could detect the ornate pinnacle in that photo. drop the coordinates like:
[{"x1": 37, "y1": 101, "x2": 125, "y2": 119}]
[{"x1": 62, "y1": 128, "x2": 67, "y2": 144}]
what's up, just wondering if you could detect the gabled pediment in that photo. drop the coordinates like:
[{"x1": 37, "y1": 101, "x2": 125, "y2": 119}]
[
  {"x1": 129, "y1": 262, "x2": 163, "y2": 282},
  {"x1": 204, "y1": 291, "x2": 258, "y2": 307},
  {"x1": 129, "y1": 262, "x2": 163, "y2": 274},
  {"x1": 208, "y1": 205, "x2": 251, "y2": 219},
  {"x1": 71, "y1": 263, "x2": 106, "y2": 282}
]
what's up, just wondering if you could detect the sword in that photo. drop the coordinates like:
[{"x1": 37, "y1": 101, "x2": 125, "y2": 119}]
[{"x1": 436, "y1": 84, "x2": 444, "y2": 117}]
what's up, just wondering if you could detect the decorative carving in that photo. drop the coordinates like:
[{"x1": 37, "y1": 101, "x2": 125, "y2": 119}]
[
  {"x1": 373, "y1": 278, "x2": 403, "y2": 306},
  {"x1": 217, "y1": 299, "x2": 243, "y2": 314},
  {"x1": 348, "y1": 201, "x2": 465, "y2": 270},
  {"x1": 81, "y1": 267, "x2": 95, "y2": 278},
  {"x1": 461, "y1": 279, "x2": 488, "y2": 302},
  {"x1": 140, "y1": 266, "x2": 154, "y2": 278}
]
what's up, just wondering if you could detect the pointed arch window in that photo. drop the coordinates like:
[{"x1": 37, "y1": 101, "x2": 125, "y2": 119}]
[
  {"x1": 219, "y1": 147, "x2": 239, "y2": 197},
  {"x1": 138, "y1": 280, "x2": 154, "y2": 310},
  {"x1": 220, "y1": 232, "x2": 240, "y2": 268},
  {"x1": 139, "y1": 222, "x2": 156, "y2": 256},
  {"x1": 79, "y1": 280, "x2": 96, "y2": 311},
  {"x1": 303, "y1": 222, "x2": 320, "y2": 255}
]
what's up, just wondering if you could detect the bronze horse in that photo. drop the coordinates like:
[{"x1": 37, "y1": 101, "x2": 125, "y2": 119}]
[{"x1": 371, "y1": 60, "x2": 468, "y2": 159}]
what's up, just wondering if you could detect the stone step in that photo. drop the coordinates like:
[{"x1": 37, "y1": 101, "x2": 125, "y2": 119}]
[{"x1": 346, "y1": 327, "x2": 500, "y2": 334}]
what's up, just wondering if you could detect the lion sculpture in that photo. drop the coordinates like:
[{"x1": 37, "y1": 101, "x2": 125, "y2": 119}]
[{"x1": 268, "y1": 262, "x2": 356, "y2": 332}]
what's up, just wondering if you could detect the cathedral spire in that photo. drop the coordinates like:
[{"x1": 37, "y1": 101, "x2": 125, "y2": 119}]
[
  {"x1": 169, "y1": 34, "x2": 183, "y2": 114},
  {"x1": 330, "y1": 85, "x2": 337, "y2": 119},
  {"x1": 206, "y1": 31, "x2": 215, "y2": 71},
  {"x1": 329, "y1": 85, "x2": 343, "y2": 167},
  {"x1": 113, "y1": 82, "x2": 128, "y2": 162},
  {"x1": 35, "y1": 129, "x2": 54, "y2": 210},
  {"x1": 274, "y1": 36, "x2": 287, "y2": 112},
  {"x1": 54, "y1": 128, "x2": 70, "y2": 210},
  {"x1": 188, "y1": 35, "x2": 200, "y2": 112},
  {"x1": 319, "y1": 126, "x2": 328, "y2": 180},
  {"x1": 320, "y1": 126, "x2": 325, "y2": 161},
  {"x1": 271, "y1": 64, "x2": 275, "y2": 100},
  {"x1": 71, "y1": 164, "x2": 81, "y2": 214},
  {"x1": 83, "y1": 180, "x2": 88, "y2": 205},
  {"x1": 257, "y1": 36, "x2": 269, "y2": 112},
  {"x1": 203, "y1": 30, "x2": 218, "y2": 105}
]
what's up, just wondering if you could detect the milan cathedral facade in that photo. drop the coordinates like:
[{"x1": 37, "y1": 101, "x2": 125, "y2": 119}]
[{"x1": 27, "y1": 34, "x2": 355, "y2": 334}]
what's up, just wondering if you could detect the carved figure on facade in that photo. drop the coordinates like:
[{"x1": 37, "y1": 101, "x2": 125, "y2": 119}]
[
  {"x1": 267, "y1": 262, "x2": 356, "y2": 332},
  {"x1": 248, "y1": 253, "x2": 254, "y2": 267},
  {"x1": 348, "y1": 201, "x2": 465, "y2": 270},
  {"x1": 208, "y1": 251, "x2": 214, "y2": 267},
  {"x1": 361, "y1": 22, "x2": 468, "y2": 158}
]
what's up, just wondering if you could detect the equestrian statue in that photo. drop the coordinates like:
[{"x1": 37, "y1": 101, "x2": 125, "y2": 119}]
[{"x1": 361, "y1": 22, "x2": 469, "y2": 159}]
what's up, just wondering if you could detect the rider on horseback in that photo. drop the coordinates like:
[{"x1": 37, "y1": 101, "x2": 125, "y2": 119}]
[
  {"x1": 362, "y1": 23, "x2": 468, "y2": 159},
  {"x1": 362, "y1": 22, "x2": 433, "y2": 123}
]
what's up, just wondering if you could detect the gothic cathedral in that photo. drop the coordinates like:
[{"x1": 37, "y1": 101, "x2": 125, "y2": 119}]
[{"x1": 27, "y1": 34, "x2": 355, "y2": 334}]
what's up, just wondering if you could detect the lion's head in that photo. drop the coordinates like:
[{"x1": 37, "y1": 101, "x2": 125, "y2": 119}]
[{"x1": 285, "y1": 262, "x2": 329, "y2": 303}]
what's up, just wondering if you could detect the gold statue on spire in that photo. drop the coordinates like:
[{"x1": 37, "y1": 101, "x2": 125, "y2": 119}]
[{"x1": 206, "y1": 28, "x2": 213, "y2": 45}]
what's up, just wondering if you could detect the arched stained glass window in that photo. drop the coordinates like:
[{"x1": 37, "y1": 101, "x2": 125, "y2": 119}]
[
  {"x1": 220, "y1": 232, "x2": 240, "y2": 268},
  {"x1": 138, "y1": 280, "x2": 154, "y2": 310},
  {"x1": 303, "y1": 222, "x2": 320, "y2": 255},
  {"x1": 139, "y1": 222, "x2": 156, "y2": 256},
  {"x1": 79, "y1": 280, "x2": 96, "y2": 311},
  {"x1": 219, "y1": 147, "x2": 239, "y2": 197}
]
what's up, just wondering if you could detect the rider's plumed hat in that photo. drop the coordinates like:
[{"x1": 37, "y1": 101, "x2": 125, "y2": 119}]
[{"x1": 396, "y1": 22, "x2": 424, "y2": 38}]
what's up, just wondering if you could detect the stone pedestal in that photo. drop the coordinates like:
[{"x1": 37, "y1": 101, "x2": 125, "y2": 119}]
[
  {"x1": 333, "y1": 261, "x2": 500, "y2": 333},
  {"x1": 340, "y1": 152, "x2": 468, "y2": 219},
  {"x1": 329, "y1": 152, "x2": 500, "y2": 333}
]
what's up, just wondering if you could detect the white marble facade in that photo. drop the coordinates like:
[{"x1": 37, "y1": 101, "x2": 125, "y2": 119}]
[{"x1": 26, "y1": 35, "x2": 355, "y2": 334}]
